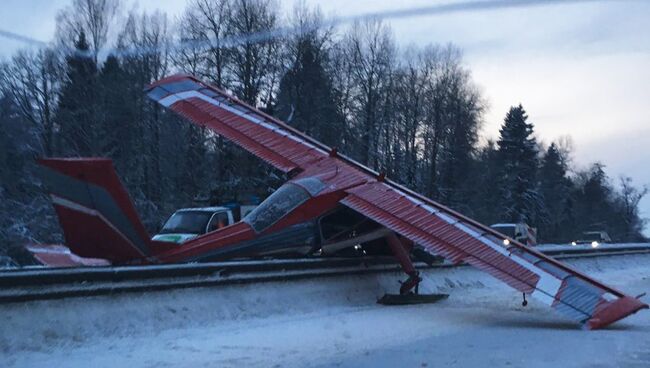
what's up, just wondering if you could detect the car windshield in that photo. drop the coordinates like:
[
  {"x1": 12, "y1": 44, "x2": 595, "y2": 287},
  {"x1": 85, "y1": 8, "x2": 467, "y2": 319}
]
[{"x1": 160, "y1": 211, "x2": 213, "y2": 234}]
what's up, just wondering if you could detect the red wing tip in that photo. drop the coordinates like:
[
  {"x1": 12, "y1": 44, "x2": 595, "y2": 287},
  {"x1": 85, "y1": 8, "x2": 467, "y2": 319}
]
[{"x1": 585, "y1": 296, "x2": 649, "y2": 330}]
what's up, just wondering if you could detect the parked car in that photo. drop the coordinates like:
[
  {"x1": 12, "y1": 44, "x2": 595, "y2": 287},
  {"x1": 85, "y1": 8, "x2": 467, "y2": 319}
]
[
  {"x1": 490, "y1": 223, "x2": 537, "y2": 246},
  {"x1": 152, "y1": 205, "x2": 256, "y2": 244},
  {"x1": 571, "y1": 231, "x2": 612, "y2": 248}
]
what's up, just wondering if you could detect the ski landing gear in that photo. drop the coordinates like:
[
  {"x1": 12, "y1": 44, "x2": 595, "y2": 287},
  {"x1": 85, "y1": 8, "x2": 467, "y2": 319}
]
[
  {"x1": 377, "y1": 232, "x2": 449, "y2": 306},
  {"x1": 377, "y1": 271, "x2": 449, "y2": 305}
]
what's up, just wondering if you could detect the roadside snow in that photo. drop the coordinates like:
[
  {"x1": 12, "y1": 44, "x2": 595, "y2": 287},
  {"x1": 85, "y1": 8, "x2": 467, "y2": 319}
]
[{"x1": 2, "y1": 254, "x2": 649, "y2": 368}]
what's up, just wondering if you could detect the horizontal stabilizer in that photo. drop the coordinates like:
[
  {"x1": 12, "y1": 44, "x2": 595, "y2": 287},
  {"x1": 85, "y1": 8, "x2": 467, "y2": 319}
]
[{"x1": 26, "y1": 244, "x2": 111, "y2": 267}]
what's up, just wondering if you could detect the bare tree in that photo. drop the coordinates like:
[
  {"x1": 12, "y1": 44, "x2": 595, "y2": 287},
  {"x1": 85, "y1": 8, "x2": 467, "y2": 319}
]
[
  {"x1": 285, "y1": 2, "x2": 333, "y2": 63},
  {"x1": 0, "y1": 71, "x2": 62, "y2": 260},
  {"x1": 226, "y1": 0, "x2": 282, "y2": 106},
  {"x1": 56, "y1": 0, "x2": 121, "y2": 63},
  {"x1": 0, "y1": 48, "x2": 62, "y2": 155},
  {"x1": 391, "y1": 46, "x2": 427, "y2": 187},
  {"x1": 118, "y1": 10, "x2": 171, "y2": 81},
  {"x1": 618, "y1": 176, "x2": 648, "y2": 240},
  {"x1": 343, "y1": 19, "x2": 396, "y2": 168},
  {"x1": 176, "y1": 0, "x2": 232, "y2": 87}
]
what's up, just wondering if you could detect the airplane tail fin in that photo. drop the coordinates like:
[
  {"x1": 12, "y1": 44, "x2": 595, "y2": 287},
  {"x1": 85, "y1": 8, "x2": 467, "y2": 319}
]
[{"x1": 36, "y1": 158, "x2": 154, "y2": 264}]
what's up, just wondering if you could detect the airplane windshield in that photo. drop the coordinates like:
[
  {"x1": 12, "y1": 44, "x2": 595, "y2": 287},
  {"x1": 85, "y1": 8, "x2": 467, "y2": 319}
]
[
  {"x1": 243, "y1": 183, "x2": 310, "y2": 233},
  {"x1": 160, "y1": 211, "x2": 213, "y2": 234}
]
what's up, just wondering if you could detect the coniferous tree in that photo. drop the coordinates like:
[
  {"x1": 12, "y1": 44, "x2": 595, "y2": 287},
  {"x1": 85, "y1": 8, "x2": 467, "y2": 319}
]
[
  {"x1": 571, "y1": 163, "x2": 614, "y2": 235},
  {"x1": 275, "y1": 37, "x2": 345, "y2": 147},
  {"x1": 496, "y1": 104, "x2": 540, "y2": 223},
  {"x1": 538, "y1": 143, "x2": 572, "y2": 242},
  {"x1": 469, "y1": 140, "x2": 502, "y2": 225},
  {"x1": 98, "y1": 55, "x2": 135, "y2": 162},
  {"x1": 57, "y1": 31, "x2": 99, "y2": 156}
]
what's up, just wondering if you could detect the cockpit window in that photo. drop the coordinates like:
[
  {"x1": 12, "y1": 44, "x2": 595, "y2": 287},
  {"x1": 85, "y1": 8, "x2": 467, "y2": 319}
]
[
  {"x1": 292, "y1": 177, "x2": 326, "y2": 196},
  {"x1": 243, "y1": 183, "x2": 310, "y2": 233}
]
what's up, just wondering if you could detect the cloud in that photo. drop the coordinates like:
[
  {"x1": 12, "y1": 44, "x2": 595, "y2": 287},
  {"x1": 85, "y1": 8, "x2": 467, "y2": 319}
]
[{"x1": 2, "y1": 0, "x2": 649, "y2": 230}]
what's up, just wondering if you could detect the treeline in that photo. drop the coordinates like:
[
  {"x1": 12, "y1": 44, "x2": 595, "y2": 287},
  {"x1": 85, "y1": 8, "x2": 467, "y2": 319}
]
[{"x1": 0, "y1": 0, "x2": 646, "y2": 263}]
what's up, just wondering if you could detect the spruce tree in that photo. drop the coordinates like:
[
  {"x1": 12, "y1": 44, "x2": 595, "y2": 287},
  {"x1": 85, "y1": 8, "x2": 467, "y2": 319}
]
[
  {"x1": 571, "y1": 163, "x2": 613, "y2": 235},
  {"x1": 98, "y1": 55, "x2": 133, "y2": 161},
  {"x1": 275, "y1": 37, "x2": 345, "y2": 147},
  {"x1": 538, "y1": 143, "x2": 572, "y2": 242},
  {"x1": 496, "y1": 104, "x2": 540, "y2": 224},
  {"x1": 470, "y1": 140, "x2": 502, "y2": 225},
  {"x1": 57, "y1": 31, "x2": 98, "y2": 156}
]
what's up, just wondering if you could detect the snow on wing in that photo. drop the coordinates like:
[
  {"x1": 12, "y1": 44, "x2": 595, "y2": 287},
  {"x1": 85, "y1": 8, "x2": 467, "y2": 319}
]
[
  {"x1": 341, "y1": 181, "x2": 648, "y2": 329},
  {"x1": 145, "y1": 74, "x2": 328, "y2": 173}
]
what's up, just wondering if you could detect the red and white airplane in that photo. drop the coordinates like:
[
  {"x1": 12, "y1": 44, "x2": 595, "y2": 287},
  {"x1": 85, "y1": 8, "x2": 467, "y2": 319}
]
[{"x1": 30, "y1": 74, "x2": 647, "y2": 329}]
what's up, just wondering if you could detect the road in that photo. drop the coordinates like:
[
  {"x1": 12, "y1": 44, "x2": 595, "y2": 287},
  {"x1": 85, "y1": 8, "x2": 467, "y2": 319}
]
[{"x1": 2, "y1": 254, "x2": 649, "y2": 368}]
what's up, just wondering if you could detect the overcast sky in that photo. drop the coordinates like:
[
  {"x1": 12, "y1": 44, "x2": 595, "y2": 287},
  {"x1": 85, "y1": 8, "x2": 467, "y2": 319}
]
[{"x1": 1, "y1": 0, "x2": 650, "y2": 232}]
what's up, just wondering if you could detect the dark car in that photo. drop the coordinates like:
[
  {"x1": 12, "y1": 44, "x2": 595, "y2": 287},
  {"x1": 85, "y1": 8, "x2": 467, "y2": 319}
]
[{"x1": 572, "y1": 231, "x2": 612, "y2": 247}]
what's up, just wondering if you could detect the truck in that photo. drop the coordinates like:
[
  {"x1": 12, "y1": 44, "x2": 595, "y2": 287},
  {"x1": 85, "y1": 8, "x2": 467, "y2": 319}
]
[{"x1": 152, "y1": 204, "x2": 257, "y2": 244}]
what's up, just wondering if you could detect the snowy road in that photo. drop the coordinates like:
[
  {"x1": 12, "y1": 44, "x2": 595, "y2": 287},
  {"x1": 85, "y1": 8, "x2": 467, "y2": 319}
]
[{"x1": 2, "y1": 254, "x2": 649, "y2": 368}]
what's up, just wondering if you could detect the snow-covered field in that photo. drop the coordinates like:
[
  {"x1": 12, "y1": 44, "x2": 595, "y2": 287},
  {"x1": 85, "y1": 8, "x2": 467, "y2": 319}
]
[{"x1": 2, "y1": 254, "x2": 649, "y2": 368}]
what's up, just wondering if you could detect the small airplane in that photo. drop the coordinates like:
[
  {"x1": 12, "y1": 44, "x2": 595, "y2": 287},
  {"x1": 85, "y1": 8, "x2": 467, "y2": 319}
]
[{"x1": 29, "y1": 74, "x2": 647, "y2": 329}]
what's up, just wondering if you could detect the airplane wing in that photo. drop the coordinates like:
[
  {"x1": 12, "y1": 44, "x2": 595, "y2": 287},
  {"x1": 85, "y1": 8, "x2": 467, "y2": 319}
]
[
  {"x1": 148, "y1": 74, "x2": 647, "y2": 329},
  {"x1": 340, "y1": 180, "x2": 648, "y2": 329},
  {"x1": 145, "y1": 75, "x2": 329, "y2": 173}
]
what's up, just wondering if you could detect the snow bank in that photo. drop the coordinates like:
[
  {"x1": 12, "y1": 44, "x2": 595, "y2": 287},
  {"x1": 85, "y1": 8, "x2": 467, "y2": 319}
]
[{"x1": 1, "y1": 254, "x2": 649, "y2": 362}]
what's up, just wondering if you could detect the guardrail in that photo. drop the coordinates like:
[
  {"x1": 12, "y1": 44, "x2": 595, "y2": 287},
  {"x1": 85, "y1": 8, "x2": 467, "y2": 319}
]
[{"x1": 1, "y1": 243, "x2": 649, "y2": 303}]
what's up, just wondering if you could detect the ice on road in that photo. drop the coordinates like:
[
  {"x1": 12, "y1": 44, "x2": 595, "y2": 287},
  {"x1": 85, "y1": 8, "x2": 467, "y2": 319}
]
[{"x1": 2, "y1": 255, "x2": 649, "y2": 368}]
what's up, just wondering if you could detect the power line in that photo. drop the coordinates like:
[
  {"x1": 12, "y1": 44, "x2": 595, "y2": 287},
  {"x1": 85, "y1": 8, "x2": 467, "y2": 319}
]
[
  {"x1": 332, "y1": 0, "x2": 613, "y2": 24},
  {"x1": 110, "y1": 0, "x2": 629, "y2": 59},
  {"x1": 0, "y1": 0, "x2": 632, "y2": 59},
  {"x1": 0, "y1": 29, "x2": 47, "y2": 47}
]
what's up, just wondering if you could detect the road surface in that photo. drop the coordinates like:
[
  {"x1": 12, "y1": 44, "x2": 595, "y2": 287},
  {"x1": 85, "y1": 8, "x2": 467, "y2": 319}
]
[{"x1": 2, "y1": 254, "x2": 649, "y2": 368}]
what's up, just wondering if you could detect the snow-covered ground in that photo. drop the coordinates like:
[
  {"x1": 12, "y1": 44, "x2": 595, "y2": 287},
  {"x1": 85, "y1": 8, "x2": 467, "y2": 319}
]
[{"x1": 2, "y1": 254, "x2": 649, "y2": 368}]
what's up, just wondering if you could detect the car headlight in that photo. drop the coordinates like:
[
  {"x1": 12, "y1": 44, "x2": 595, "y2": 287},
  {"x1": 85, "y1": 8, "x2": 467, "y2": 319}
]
[
  {"x1": 591, "y1": 241, "x2": 599, "y2": 248},
  {"x1": 571, "y1": 241, "x2": 577, "y2": 246}
]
